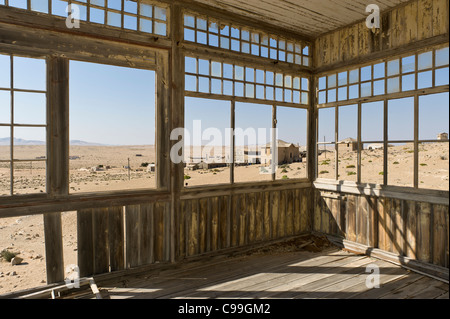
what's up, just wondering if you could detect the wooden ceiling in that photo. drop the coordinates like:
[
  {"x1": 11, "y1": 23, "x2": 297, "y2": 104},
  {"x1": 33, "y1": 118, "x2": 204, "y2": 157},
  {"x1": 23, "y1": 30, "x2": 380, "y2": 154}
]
[{"x1": 188, "y1": 0, "x2": 411, "y2": 38}]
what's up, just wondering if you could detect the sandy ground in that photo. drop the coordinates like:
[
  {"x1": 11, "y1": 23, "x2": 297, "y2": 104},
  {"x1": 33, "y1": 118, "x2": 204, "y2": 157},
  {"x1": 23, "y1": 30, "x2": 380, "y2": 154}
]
[{"x1": 0, "y1": 142, "x2": 448, "y2": 295}]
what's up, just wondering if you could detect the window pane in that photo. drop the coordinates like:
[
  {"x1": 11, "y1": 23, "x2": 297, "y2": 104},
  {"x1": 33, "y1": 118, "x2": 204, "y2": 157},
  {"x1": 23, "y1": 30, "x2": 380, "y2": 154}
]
[
  {"x1": 318, "y1": 144, "x2": 335, "y2": 180},
  {"x1": 184, "y1": 97, "x2": 231, "y2": 187},
  {"x1": 0, "y1": 54, "x2": 10, "y2": 89},
  {"x1": 419, "y1": 142, "x2": 449, "y2": 191},
  {"x1": 13, "y1": 56, "x2": 46, "y2": 91},
  {"x1": 435, "y1": 67, "x2": 449, "y2": 86},
  {"x1": 361, "y1": 143, "x2": 384, "y2": 185},
  {"x1": 388, "y1": 97, "x2": 414, "y2": 141},
  {"x1": 362, "y1": 101, "x2": 383, "y2": 142},
  {"x1": 0, "y1": 126, "x2": 10, "y2": 160},
  {"x1": 338, "y1": 105, "x2": 358, "y2": 182},
  {"x1": 387, "y1": 59, "x2": 400, "y2": 76},
  {"x1": 402, "y1": 55, "x2": 415, "y2": 73},
  {"x1": 275, "y1": 107, "x2": 307, "y2": 180},
  {"x1": 435, "y1": 47, "x2": 449, "y2": 67},
  {"x1": 234, "y1": 102, "x2": 272, "y2": 183},
  {"x1": 0, "y1": 161, "x2": 10, "y2": 196},
  {"x1": 13, "y1": 92, "x2": 46, "y2": 125},
  {"x1": 14, "y1": 127, "x2": 46, "y2": 160},
  {"x1": 418, "y1": 51, "x2": 433, "y2": 70},
  {"x1": 419, "y1": 93, "x2": 449, "y2": 140},
  {"x1": 318, "y1": 107, "x2": 335, "y2": 143},
  {"x1": 69, "y1": 61, "x2": 156, "y2": 193},
  {"x1": 0, "y1": 90, "x2": 10, "y2": 124},
  {"x1": 388, "y1": 143, "x2": 413, "y2": 187}
]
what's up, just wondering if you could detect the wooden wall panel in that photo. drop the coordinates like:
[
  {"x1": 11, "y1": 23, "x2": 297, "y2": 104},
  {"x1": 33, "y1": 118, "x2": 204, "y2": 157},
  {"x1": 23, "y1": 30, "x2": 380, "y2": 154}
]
[
  {"x1": 314, "y1": 0, "x2": 449, "y2": 70},
  {"x1": 313, "y1": 190, "x2": 449, "y2": 270}
]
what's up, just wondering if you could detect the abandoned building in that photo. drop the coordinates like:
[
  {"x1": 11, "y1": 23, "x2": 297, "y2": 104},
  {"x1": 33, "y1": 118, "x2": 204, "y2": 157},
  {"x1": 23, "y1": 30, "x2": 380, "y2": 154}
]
[
  {"x1": 337, "y1": 138, "x2": 358, "y2": 153},
  {"x1": 0, "y1": 0, "x2": 449, "y2": 301},
  {"x1": 262, "y1": 140, "x2": 302, "y2": 165}
]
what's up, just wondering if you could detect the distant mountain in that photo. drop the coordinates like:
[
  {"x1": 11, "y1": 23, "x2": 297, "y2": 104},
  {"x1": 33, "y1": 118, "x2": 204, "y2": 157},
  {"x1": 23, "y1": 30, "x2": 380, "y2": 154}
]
[
  {"x1": 69, "y1": 140, "x2": 108, "y2": 146},
  {"x1": 0, "y1": 137, "x2": 45, "y2": 146},
  {"x1": 0, "y1": 137, "x2": 107, "y2": 146}
]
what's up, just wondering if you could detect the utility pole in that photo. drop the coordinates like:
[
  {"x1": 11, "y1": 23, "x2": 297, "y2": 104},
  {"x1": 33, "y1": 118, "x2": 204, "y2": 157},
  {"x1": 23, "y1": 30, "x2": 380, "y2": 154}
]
[{"x1": 128, "y1": 158, "x2": 131, "y2": 181}]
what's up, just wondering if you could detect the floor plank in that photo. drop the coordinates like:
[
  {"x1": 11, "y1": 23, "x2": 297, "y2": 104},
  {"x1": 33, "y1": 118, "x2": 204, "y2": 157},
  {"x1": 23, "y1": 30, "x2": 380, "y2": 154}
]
[{"x1": 85, "y1": 248, "x2": 448, "y2": 300}]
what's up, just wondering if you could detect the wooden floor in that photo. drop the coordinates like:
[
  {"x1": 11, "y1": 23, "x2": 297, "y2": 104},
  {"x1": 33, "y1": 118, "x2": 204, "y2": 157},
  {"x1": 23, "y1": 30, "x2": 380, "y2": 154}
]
[{"x1": 85, "y1": 248, "x2": 449, "y2": 299}]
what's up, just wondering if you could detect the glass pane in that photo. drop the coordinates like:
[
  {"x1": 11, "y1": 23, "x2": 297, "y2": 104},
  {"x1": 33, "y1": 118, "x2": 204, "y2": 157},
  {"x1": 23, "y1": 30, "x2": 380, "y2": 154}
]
[
  {"x1": 418, "y1": 71, "x2": 432, "y2": 89},
  {"x1": 387, "y1": 77, "x2": 400, "y2": 94},
  {"x1": 13, "y1": 160, "x2": 46, "y2": 195},
  {"x1": 338, "y1": 104, "x2": 357, "y2": 143},
  {"x1": 0, "y1": 126, "x2": 10, "y2": 160},
  {"x1": 373, "y1": 80, "x2": 385, "y2": 96},
  {"x1": 435, "y1": 47, "x2": 449, "y2": 67},
  {"x1": 338, "y1": 72, "x2": 348, "y2": 86},
  {"x1": 402, "y1": 55, "x2": 415, "y2": 73},
  {"x1": 318, "y1": 107, "x2": 335, "y2": 143},
  {"x1": 349, "y1": 69, "x2": 359, "y2": 84},
  {"x1": 275, "y1": 107, "x2": 307, "y2": 180},
  {"x1": 185, "y1": 57, "x2": 196, "y2": 74},
  {"x1": 328, "y1": 74, "x2": 336, "y2": 88},
  {"x1": 318, "y1": 144, "x2": 335, "y2": 180},
  {"x1": 234, "y1": 102, "x2": 273, "y2": 183},
  {"x1": 0, "y1": 91, "x2": 10, "y2": 124},
  {"x1": 435, "y1": 67, "x2": 449, "y2": 86},
  {"x1": 361, "y1": 66, "x2": 372, "y2": 82},
  {"x1": 13, "y1": 57, "x2": 46, "y2": 91},
  {"x1": 0, "y1": 160, "x2": 10, "y2": 196},
  {"x1": 185, "y1": 75, "x2": 197, "y2": 92},
  {"x1": 184, "y1": 97, "x2": 231, "y2": 187},
  {"x1": 69, "y1": 61, "x2": 156, "y2": 193},
  {"x1": 361, "y1": 82, "x2": 372, "y2": 97},
  {"x1": 419, "y1": 142, "x2": 449, "y2": 191},
  {"x1": 373, "y1": 62, "x2": 385, "y2": 79},
  {"x1": 14, "y1": 127, "x2": 46, "y2": 160},
  {"x1": 362, "y1": 101, "x2": 383, "y2": 142},
  {"x1": 13, "y1": 92, "x2": 46, "y2": 125},
  {"x1": 388, "y1": 97, "x2": 414, "y2": 141},
  {"x1": 327, "y1": 89, "x2": 336, "y2": 103},
  {"x1": 0, "y1": 54, "x2": 10, "y2": 89},
  {"x1": 361, "y1": 143, "x2": 384, "y2": 185},
  {"x1": 402, "y1": 74, "x2": 415, "y2": 91},
  {"x1": 418, "y1": 51, "x2": 433, "y2": 70},
  {"x1": 387, "y1": 59, "x2": 400, "y2": 76},
  {"x1": 211, "y1": 61, "x2": 221, "y2": 77},
  {"x1": 419, "y1": 93, "x2": 449, "y2": 140},
  {"x1": 198, "y1": 59, "x2": 209, "y2": 76},
  {"x1": 388, "y1": 143, "x2": 414, "y2": 187},
  {"x1": 338, "y1": 105, "x2": 358, "y2": 182}
]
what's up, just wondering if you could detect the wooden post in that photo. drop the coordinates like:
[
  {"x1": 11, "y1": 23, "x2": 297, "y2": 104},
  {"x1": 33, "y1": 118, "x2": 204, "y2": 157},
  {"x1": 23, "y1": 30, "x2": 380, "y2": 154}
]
[{"x1": 44, "y1": 56, "x2": 69, "y2": 284}]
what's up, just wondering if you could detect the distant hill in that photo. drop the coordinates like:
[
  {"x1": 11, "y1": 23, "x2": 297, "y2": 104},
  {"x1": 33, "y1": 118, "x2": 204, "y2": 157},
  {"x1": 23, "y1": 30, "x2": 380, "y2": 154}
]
[{"x1": 0, "y1": 138, "x2": 107, "y2": 146}]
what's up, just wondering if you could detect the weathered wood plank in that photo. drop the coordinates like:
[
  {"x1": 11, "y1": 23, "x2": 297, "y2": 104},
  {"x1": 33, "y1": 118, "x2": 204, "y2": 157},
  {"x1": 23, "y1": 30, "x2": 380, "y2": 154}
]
[
  {"x1": 93, "y1": 208, "x2": 109, "y2": 275},
  {"x1": 108, "y1": 207, "x2": 125, "y2": 272},
  {"x1": 433, "y1": 0, "x2": 449, "y2": 37},
  {"x1": 239, "y1": 194, "x2": 247, "y2": 246},
  {"x1": 286, "y1": 190, "x2": 294, "y2": 236},
  {"x1": 125, "y1": 205, "x2": 140, "y2": 269},
  {"x1": 140, "y1": 204, "x2": 154, "y2": 266},
  {"x1": 279, "y1": 190, "x2": 286, "y2": 238},
  {"x1": 154, "y1": 202, "x2": 165, "y2": 262},
  {"x1": 179, "y1": 200, "x2": 186, "y2": 259},
  {"x1": 188, "y1": 200, "x2": 198, "y2": 257},
  {"x1": 248, "y1": 193, "x2": 256, "y2": 243},
  {"x1": 294, "y1": 189, "x2": 301, "y2": 234},
  {"x1": 263, "y1": 191, "x2": 271, "y2": 240},
  {"x1": 417, "y1": 202, "x2": 432, "y2": 263},
  {"x1": 77, "y1": 209, "x2": 94, "y2": 277},
  {"x1": 433, "y1": 205, "x2": 447, "y2": 267},
  {"x1": 219, "y1": 195, "x2": 229, "y2": 250},
  {"x1": 272, "y1": 191, "x2": 280, "y2": 239},
  {"x1": 210, "y1": 197, "x2": 219, "y2": 252},
  {"x1": 255, "y1": 192, "x2": 263, "y2": 242},
  {"x1": 392, "y1": 198, "x2": 404, "y2": 256},
  {"x1": 418, "y1": 0, "x2": 433, "y2": 40},
  {"x1": 313, "y1": 190, "x2": 321, "y2": 233},
  {"x1": 231, "y1": 195, "x2": 238, "y2": 247},
  {"x1": 378, "y1": 198, "x2": 387, "y2": 252},
  {"x1": 322, "y1": 197, "x2": 330, "y2": 235},
  {"x1": 346, "y1": 195, "x2": 357, "y2": 242},
  {"x1": 43, "y1": 213, "x2": 64, "y2": 284},
  {"x1": 405, "y1": 200, "x2": 417, "y2": 260},
  {"x1": 367, "y1": 197, "x2": 378, "y2": 248}
]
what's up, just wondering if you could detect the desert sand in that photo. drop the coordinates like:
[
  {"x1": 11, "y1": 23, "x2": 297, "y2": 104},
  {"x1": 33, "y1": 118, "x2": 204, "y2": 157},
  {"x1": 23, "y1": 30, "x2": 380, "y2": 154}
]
[{"x1": 0, "y1": 142, "x2": 448, "y2": 294}]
